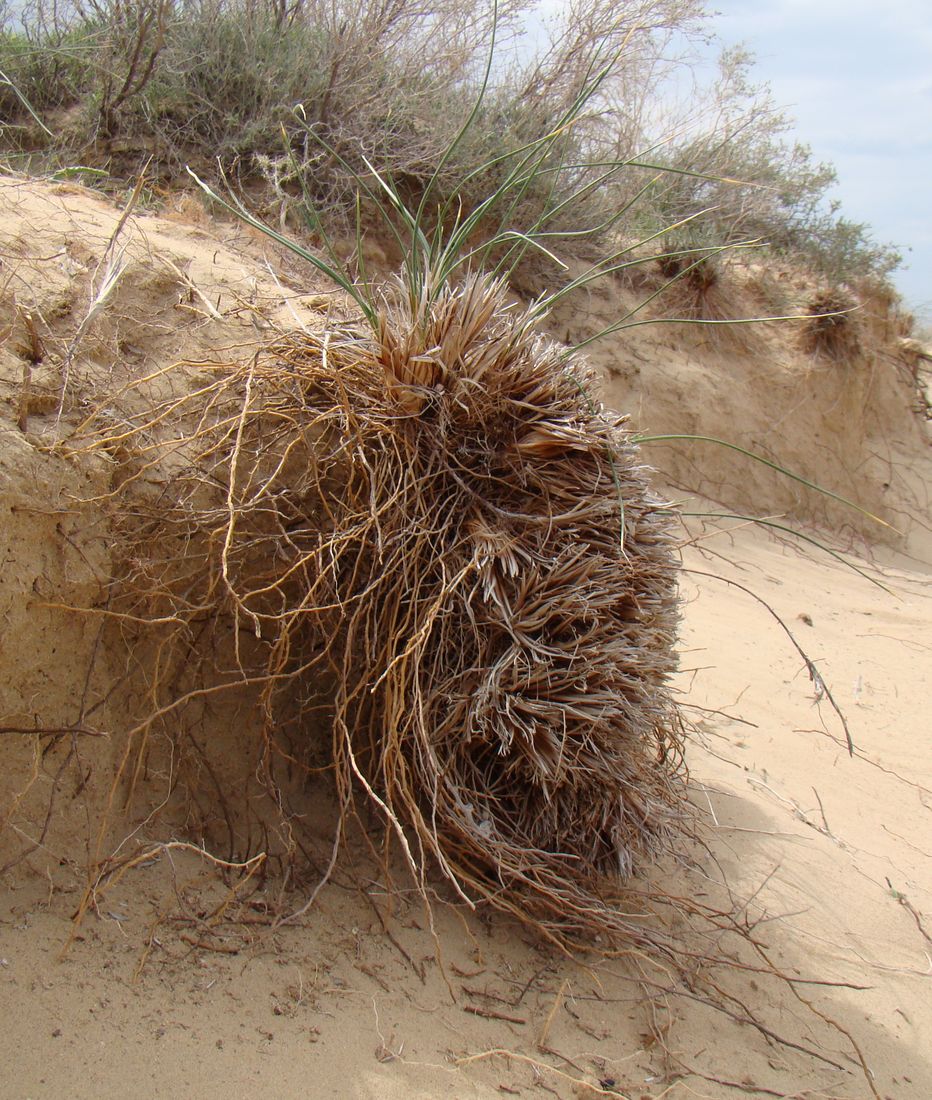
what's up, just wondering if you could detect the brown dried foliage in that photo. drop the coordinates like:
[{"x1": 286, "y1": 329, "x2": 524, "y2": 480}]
[
  {"x1": 652, "y1": 254, "x2": 761, "y2": 352},
  {"x1": 802, "y1": 291, "x2": 862, "y2": 362},
  {"x1": 75, "y1": 272, "x2": 687, "y2": 949}
]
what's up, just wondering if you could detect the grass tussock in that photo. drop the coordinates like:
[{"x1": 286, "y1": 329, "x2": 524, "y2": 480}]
[
  {"x1": 649, "y1": 251, "x2": 765, "y2": 353},
  {"x1": 802, "y1": 290, "x2": 862, "y2": 362},
  {"x1": 74, "y1": 269, "x2": 686, "y2": 948},
  {"x1": 656, "y1": 253, "x2": 729, "y2": 319}
]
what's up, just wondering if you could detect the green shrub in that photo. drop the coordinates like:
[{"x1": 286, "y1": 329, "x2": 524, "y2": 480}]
[
  {"x1": 0, "y1": 1, "x2": 901, "y2": 288},
  {"x1": 0, "y1": 24, "x2": 97, "y2": 121},
  {"x1": 640, "y1": 47, "x2": 901, "y2": 283}
]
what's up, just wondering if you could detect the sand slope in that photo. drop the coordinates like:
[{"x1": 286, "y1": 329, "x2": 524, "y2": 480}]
[{"x1": 1, "y1": 177, "x2": 930, "y2": 1099}]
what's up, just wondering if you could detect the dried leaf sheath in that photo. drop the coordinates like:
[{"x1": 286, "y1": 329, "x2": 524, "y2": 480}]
[
  {"x1": 84, "y1": 271, "x2": 685, "y2": 945},
  {"x1": 197, "y1": 271, "x2": 685, "y2": 940}
]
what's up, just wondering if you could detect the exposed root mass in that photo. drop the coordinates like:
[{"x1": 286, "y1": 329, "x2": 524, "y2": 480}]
[{"x1": 76, "y1": 271, "x2": 686, "y2": 947}]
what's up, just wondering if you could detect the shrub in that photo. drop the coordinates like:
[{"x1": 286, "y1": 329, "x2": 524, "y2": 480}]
[
  {"x1": 642, "y1": 47, "x2": 902, "y2": 284},
  {"x1": 0, "y1": 2, "x2": 901, "y2": 288}
]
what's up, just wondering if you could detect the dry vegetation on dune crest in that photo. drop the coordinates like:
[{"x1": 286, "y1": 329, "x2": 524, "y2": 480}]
[{"x1": 0, "y1": 0, "x2": 903, "y2": 288}]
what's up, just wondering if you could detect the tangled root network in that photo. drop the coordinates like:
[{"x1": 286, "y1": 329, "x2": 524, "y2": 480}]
[{"x1": 139, "y1": 272, "x2": 686, "y2": 945}]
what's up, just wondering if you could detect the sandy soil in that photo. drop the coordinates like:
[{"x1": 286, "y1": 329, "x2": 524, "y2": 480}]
[{"x1": 1, "y1": 177, "x2": 930, "y2": 1099}]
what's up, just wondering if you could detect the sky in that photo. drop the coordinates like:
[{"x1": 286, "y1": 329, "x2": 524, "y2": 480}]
[{"x1": 701, "y1": 0, "x2": 932, "y2": 315}]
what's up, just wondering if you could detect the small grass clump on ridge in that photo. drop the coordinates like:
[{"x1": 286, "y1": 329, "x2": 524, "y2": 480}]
[{"x1": 802, "y1": 290, "x2": 861, "y2": 362}]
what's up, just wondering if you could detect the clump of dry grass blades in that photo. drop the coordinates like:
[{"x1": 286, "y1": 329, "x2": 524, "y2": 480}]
[
  {"x1": 802, "y1": 290, "x2": 861, "y2": 362},
  {"x1": 76, "y1": 268, "x2": 685, "y2": 949},
  {"x1": 656, "y1": 253, "x2": 726, "y2": 319},
  {"x1": 652, "y1": 251, "x2": 761, "y2": 354}
]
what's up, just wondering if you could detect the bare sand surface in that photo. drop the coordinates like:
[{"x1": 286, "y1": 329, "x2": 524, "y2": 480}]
[
  {"x1": 2, "y1": 526, "x2": 928, "y2": 1099},
  {"x1": 1, "y1": 177, "x2": 930, "y2": 1099}
]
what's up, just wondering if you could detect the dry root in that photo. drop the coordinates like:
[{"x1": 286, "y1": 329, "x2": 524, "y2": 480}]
[{"x1": 72, "y1": 270, "x2": 687, "y2": 950}]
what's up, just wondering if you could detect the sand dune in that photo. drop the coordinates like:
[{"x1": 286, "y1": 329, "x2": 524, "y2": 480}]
[{"x1": 1, "y1": 178, "x2": 929, "y2": 1099}]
